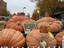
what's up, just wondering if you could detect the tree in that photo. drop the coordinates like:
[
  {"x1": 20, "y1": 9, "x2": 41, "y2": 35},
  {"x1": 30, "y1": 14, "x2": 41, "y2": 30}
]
[
  {"x1": 32, "y1": 10, "x2": 39, "y2": 20},
  {"x1": 32, "y1": 0, "x2": 59, "y2": 16},
  {"x1": 31, "y1": 0, "x2": 64, "y2": 20}
]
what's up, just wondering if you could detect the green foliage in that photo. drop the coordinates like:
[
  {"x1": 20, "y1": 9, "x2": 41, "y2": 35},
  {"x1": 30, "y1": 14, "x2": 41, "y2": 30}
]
[
  {"x1": 2, "y1": 10, "x2": 10, "y2": 16},
  {"x1": 32, "y1": 0, "x2": 64, "y2": 18}
]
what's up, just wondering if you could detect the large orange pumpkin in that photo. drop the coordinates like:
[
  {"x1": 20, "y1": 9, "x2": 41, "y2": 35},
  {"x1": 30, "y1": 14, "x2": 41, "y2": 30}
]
[
  {"x1": 55, "y1": 31, "x2": 64, "y2": 45},
  {"x1": 6, "y1": 22, "x2": 24, "y2": 32},
  {"x1": 37, "y1": 17, "x2": 62, "y2": 33},
  {"x1": 6, "y1": 15, "x2": 35, "y2": 32},
  {"x1": 50, "y1": 21, "x2": 62, "y2": 32},
  {"x1": 37, "y1": 22, "x2": 49, "y2": 33},
  {"x1": 11, "y1": 15, "x2": 33, "y2": 22},
  {"x1": 40, "y1": 33, "x2": 57, "y2": 48},
  {"x1": 26, "y1": 29, "x2": 41, "y2": 48},
  {"x1": 0, "y1": 28, "x2": 25, "y2": 47},
  {"x1": 36, "y1": 17, "x2": 56, "y2": 24}
]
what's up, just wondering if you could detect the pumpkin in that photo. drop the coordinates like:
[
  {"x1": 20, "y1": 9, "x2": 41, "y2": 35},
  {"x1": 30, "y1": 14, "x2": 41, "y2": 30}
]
[
  {"x1": 11, "y1": 15, "x2": 33, "y2": 22},
  {"x1": 10, "y1": 15, "x2": 23, "y2": 22},
  {"x1": 36, "y1": 17, "x2": 56, "y2": 24},
  {"x1": 37, "y1": 17, "x2": 62, "y2": 33},
  {"x1": 6, "y1": 22, "x2": 24, "y2": 32},
  {"x1": 37, "y1": 22, "x2": 49, "y2": 33},
  {"x1": 11, "y1": 15, "x2": 35, "y2": 24},
  {"x1": 50, "y1": 21, "x2": 62, "y2": 32},
  {"x1": 55, "y1": 31, "x2": 64, "y2": 45},
  {"x1": 40, "y1": 33, "x2": 57, "y2": 48},
  {"x1": 0, "y1": 28, "x2": 25, "y2": 47},
  {"x1": 26, "y1": 29, "x2": 41, "y2": 48},
  {"x1": 6, "y1": 15, "x2": 35, "y2": 32}
]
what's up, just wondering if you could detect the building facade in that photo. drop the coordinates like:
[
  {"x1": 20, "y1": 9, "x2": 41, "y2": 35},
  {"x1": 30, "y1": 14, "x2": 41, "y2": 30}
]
[{"x1": 0, "y1": 0, "x2": 7, "y2": 16}]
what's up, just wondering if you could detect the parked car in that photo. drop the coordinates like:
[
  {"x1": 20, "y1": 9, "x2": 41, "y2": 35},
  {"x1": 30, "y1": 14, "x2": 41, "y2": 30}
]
[{"x1": 0, "y1": 16, "x2": 10, "y2": 21}]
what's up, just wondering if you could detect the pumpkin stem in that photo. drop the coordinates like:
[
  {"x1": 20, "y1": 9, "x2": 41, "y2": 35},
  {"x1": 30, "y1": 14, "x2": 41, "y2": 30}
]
[
  {"x1": 47, "y1": 24, "x2": 54, "y2": 39},
  {"x1": 16, "y1": 21, "x2": 22, "y2": 26}
]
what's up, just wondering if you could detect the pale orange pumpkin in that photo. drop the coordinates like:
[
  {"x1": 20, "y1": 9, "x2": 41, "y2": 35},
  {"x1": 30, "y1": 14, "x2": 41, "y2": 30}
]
[
  {"x1": 37, "y1": 22, "x2": 49, "y2": 33},
  {"x1": 36, "y1": 17, "x2": 56, "y2": 24},
  {"x1": 40, "y1": 33, "x2": 57, "y2": 48},
  {"x1": 55, "y1": 31, "x2": 64, "y2": 45},
  {"x1": 26, "y1": 29, "x2": 41, "y2": 48},
  {"x1": 37, "y1": 17, "x2": 62, "y2": 33},
  {"x1": 11, "y1": 15, "x2": 32, "y2": 22},
  {"x1": 50, "y1": 21, "x2": 62, "y2": 32},
  {"x1": 0, "y1": 28, "x2": 25, "y2": 47},
  {"x1": 6, "y1": 15, "x2": 35, "y2": 32},
  {"x1": 6, "y1": 22, "x2": 24, "y2": 32}
]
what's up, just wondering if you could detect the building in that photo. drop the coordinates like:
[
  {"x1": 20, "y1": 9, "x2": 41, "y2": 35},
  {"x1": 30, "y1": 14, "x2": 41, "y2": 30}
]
[{"x1": 0, "y1": 0, "x2": 7, "y2": 16}]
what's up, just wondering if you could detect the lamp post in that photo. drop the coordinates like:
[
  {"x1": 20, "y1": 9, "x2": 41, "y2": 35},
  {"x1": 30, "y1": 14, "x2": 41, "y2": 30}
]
[
  {"x1": 23, "y1": 7, "x2": 26, "y2": 13},
  {"x1": 37, "y1": 7, "x2": 40, "y2": 19}
]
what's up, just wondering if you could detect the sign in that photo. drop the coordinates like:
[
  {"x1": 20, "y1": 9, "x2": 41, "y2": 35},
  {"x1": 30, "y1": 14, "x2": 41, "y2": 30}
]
[{"x1": 24, "y1": 22, "x2": 36, "y2": 34}]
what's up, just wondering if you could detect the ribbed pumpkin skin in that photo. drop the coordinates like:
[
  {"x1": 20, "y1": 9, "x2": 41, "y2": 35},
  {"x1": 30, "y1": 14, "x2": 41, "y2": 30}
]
[
  {"x1": 36, "y1": 17, "x2": 56, "y2": 24},
  {"x1": 6, "y1": 22, "x2": 24, "y2": 32},
  {"x1": 37, "y1": 22, "x2": 49, "y2": 33},
  {"x1": 37, "y1": 17, "x2": 62, "y2": 33},
  {"x1": 55, "y1": 32, "x2": 64, "y2": 45},
  {"x1": 40, "y1": 33, "x2": 57, "y2": 47},
  {"x1": 9, "y1": 15, "x2": 34, "y2": 23},
  {"x1": 26, "y1": 29, "x2": 41, "y2": 48},
  {"x1": 50, "y1": 21, "x2": 62, "y2": 32},
  {"x1": 6, "y1": 15, "x2": 34, "y2": 32},
  {"x1": 0, "y1": 28, "x2": 25, "y2": 47}
]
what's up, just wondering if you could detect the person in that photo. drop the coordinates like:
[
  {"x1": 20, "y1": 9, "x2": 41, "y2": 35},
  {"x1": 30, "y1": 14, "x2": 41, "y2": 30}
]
[
  {"x1": 0, "y1": 16, "x2": 5, "y2": 21},
  {"x1": 17, "y1": 12, "x2": 25, "y2": 16}
]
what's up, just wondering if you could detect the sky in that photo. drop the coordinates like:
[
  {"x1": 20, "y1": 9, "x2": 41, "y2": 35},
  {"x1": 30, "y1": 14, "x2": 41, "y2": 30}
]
[{"x1": 4, "y1": 0, "x2": 36, "y2": 16}]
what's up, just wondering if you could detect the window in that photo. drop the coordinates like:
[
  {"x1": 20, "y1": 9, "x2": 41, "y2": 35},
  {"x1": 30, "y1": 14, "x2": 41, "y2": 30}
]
[{"x1": 58, "y1": 0, "x2": 64, "y2": 2}]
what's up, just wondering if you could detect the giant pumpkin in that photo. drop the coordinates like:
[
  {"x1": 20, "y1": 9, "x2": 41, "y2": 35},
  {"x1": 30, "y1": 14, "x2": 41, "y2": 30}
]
[
  {"x1": 0, "y1": 28, "x2": 25, "y2": 47},
  {"x1": 26, "y1": 29, "x2": 41, "y2": 48},
  {"x1": 6, "y1": 22, "x2": 24, "y2": 32},
  {"x1": 40, "y1": 33, "x2": 57, "y2": 48},
  {"x1": 37, "y1": 17, "x2": 62, "y2": 33},
  {"x1": 36, "y1": 17, "x2": 56, "y2": 24},
  {"x1": 6, "y1": 15, "x2": 35, "y2": 32},
  {"x1": 11, "y1": 15, "x2": 34, "y2": 23},
  {"x1": 37, "y1": 22, "x2": 49, "y2": 33},
  {"x1": 55, "y1": 31, "x2": 64, "y2": 45}
]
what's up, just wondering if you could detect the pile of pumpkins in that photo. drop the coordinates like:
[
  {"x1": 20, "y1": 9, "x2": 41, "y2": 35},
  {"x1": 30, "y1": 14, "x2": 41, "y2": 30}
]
[
  {"x1": 36, "y1": 16, "x2": 63, "y2": 47},
  {"x1": 0, "y1": 15, "x2": 64, "y2": 48}
]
